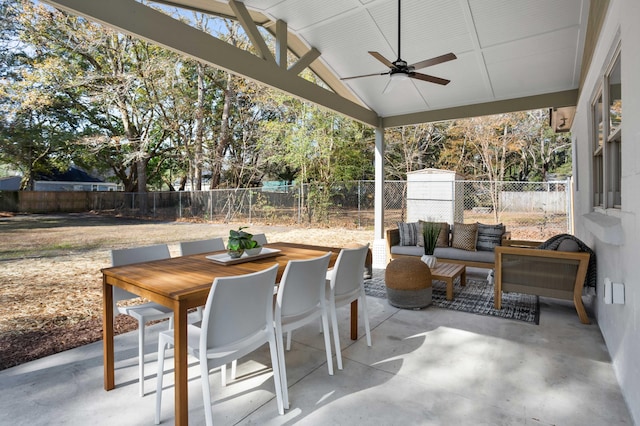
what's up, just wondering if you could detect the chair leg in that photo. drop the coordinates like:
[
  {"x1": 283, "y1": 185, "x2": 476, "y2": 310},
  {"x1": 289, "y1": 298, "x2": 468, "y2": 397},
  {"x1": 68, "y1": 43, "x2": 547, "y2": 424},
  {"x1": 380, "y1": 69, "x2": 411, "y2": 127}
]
[
  {"x1": 220, "y1": 364, "x2": 227, "y2": 387},
  {"x1": 154, "y1": 334, "x2": 169, "y2": 425},
  {"x1": 359, "y1": 289, "x2": 372, "y2": 347},
  {"x1": 230, "y1": 359, "x2": 237, "y2": 381},
  {"x1": 220, "y1": 360, "x2": 238, "y2": 387},
  {"x1": 321, "y1": 312, "x2": 334, "y2": 375},
  {"x1": 275, "y1": 324, "x2": 290, "y2": 410},
  {"x1": 201, "y1": 359, "x2": 214, "y2": 426},
  {"x1": 268, "y1": 335, "x2": 285, "y2": 415},
  {"x1": 329, "y1": 302, "x2": 343, "y2": 370},
  {"x1": 138, "y1": 320, "x2": 145, "y2": 397},
  {"x1": 286, "y1": 331, "x2": 292, "y2": 351}
]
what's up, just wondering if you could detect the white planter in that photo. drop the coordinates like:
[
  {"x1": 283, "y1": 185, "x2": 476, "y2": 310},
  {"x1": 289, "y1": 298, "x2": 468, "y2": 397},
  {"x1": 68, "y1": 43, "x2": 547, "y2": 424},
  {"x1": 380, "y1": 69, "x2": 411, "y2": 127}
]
[{"x1": 421, "y1": 254, "x2": 438, "y2": 268}]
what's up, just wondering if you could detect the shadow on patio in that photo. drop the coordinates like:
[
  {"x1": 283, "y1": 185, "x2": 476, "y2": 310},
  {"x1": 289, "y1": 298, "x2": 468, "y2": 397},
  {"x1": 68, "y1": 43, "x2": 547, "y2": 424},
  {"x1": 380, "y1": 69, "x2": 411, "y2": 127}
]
[{"x1": 0, "y1": 269, "x2": 631, "y2": 425}]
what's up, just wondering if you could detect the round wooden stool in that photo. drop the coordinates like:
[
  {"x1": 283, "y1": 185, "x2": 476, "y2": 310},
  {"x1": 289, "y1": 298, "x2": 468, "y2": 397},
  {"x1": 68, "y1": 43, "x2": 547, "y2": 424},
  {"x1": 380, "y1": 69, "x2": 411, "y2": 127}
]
[{"x1": 385, "y1": 257, "x2": 433, "y2": 309}]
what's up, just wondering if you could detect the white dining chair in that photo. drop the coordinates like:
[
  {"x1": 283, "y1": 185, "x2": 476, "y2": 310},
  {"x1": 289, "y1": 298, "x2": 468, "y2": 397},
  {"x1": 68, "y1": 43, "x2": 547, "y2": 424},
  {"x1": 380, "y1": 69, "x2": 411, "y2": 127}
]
[
  {"x1": 252, "y1": 233, "x2": 268, "y2": 246},
  {"x1": 110, "y1": 244, "x2": 173, "y2": 397},
  {"x1": 274, "y1": 252, "x2": 333, "y2": 409},
  {"x1": 178, "y1": 238, "x2": 225, "y2": 256},
  {"x1": 326, "y1": 244, "x2": 371, "y2": 370},
  {"x1": 155, "y1": 264, "x2": 284, "y2": 425},
  {"x1": 178, "y1": 236, "x2": 236, "y2": 385}
]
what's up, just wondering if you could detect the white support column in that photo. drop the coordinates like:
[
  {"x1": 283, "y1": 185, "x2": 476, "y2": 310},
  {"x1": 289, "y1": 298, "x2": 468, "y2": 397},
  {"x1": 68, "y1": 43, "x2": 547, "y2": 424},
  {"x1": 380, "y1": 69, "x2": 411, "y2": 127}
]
[{"x1": 372, "y1": 125, "x2": 387, "y2": 269}]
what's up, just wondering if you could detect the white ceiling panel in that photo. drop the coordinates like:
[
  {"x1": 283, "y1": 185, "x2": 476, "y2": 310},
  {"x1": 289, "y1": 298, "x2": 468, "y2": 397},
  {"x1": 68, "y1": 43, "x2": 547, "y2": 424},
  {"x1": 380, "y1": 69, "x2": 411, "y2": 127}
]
[
  {"x1": 489, "y1": 46, "x2": 578, "y2": 99},
  {"x1": 469, "y1": 0, "x2": 584, "y2": 48},
  {"x1": 252, "y1": 0, "x2": 361, "y2": 32},
  {"x1": 416, "y1": 53, "x2": 492, "y2": 109},
  {"x1": 106, "y1": 0, "x2": 589, "y2": 122}
]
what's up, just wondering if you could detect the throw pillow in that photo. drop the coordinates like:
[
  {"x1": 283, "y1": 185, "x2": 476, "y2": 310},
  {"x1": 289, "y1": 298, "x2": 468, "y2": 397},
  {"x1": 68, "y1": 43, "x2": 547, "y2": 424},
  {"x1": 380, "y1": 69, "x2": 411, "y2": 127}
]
[
  {"x1": 476, "y1": 223, "x2": 505, "y2": 251},
  {"x1": 451, "y1": 222, "x2": 478, "y2": 251},
  {"x1": 436, "y1": 222, "x2": 450, "y2": 247},
  {"x1": 557, "y1": 239, "x2": 580, "y2": 252},
  {"x1": 397, "y1": 222, "x2": 420, "y2": 246}
]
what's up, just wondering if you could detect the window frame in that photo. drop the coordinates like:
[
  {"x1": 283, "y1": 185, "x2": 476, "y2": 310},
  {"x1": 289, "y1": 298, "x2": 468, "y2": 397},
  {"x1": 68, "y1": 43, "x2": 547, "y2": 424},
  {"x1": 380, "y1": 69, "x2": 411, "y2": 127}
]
[{"x1": 591, "y1": 41, "x2": 621, "y2": 210}]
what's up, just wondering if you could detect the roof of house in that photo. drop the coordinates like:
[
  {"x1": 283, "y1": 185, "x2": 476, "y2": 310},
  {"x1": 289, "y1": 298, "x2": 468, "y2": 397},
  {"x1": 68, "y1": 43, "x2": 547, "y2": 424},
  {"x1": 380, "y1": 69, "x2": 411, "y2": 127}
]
[{"x1": 34, "y1": 166, "x2": 103, "y2": 183}]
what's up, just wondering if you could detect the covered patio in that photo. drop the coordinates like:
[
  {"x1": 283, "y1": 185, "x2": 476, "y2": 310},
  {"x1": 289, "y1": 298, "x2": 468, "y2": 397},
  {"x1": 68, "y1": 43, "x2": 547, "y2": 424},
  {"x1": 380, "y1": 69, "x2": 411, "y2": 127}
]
[
  {"x1": 18, "y1": 0, "x2": 640, "y2": 424},
  {"x1": 0, "y1": 268, "x2": 632, "y2": 425}
]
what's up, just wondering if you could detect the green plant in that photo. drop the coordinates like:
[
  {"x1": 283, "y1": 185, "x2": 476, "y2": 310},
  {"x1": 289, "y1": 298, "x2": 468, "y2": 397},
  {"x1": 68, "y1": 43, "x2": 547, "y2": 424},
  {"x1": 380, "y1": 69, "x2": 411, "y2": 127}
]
[
  {"x1": 422, "y1": 221, "x2": 440, "y2": 255},
  {"x1": 227, "y1": 226, "x2": 259, "y2": 251}
]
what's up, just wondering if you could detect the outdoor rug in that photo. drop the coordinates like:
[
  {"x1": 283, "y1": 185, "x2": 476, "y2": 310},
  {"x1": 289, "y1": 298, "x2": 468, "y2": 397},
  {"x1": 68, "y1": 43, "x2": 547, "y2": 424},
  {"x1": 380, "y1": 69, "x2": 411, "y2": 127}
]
[{"x1": 364, "y1": 269, "x2": 540, "y2": 324}]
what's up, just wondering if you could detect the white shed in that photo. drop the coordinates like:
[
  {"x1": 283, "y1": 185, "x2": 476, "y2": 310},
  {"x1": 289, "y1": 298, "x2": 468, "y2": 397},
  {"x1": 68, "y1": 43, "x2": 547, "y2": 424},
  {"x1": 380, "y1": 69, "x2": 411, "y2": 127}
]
[{"x1": 406, "y1": 168, "x2": 464, "y2": 224}]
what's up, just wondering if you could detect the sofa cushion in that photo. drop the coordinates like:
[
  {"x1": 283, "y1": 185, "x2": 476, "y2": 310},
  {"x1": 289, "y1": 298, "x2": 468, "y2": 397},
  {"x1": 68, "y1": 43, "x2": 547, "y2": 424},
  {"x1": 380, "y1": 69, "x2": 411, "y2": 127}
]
[
  {"x1": 476, "y1": 223, "x2": 505, "y2": 251},
  {"x1": 434, "y1": 247, "x2": 495, "y2": 264},
  {"x1": 451, "y1": 222, "x2": 478, "y2": 251},
  {"x1": 397, "y1": 222, "x2": 420, "y2": 246},
  {"x1": 417, "y1": 221, "x2": 449, "y2": 248},
  {"x1": 390, "y1": 245, "x2": 425, "y2": 256}
]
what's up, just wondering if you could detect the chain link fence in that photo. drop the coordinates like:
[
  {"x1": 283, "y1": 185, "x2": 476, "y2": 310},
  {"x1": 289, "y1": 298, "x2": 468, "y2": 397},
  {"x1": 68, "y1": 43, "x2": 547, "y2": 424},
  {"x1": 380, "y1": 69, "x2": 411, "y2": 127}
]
[{"x1": 1, "y1": 179, "x2": 570, "y2": 240}]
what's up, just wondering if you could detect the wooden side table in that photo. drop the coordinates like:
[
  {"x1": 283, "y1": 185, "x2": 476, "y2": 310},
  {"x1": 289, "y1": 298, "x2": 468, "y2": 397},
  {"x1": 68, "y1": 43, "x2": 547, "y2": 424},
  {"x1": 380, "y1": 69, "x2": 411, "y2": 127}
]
[{"x1": 431, "y1": 262, "x2": 466, "y2": 300}]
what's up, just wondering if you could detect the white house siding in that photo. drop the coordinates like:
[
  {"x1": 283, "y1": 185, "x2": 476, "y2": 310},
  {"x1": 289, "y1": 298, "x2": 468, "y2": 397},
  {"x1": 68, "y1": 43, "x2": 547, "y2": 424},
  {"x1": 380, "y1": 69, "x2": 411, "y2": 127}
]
[{"x1": 572, "y1": 0, "x2": 640, "y2": 422}]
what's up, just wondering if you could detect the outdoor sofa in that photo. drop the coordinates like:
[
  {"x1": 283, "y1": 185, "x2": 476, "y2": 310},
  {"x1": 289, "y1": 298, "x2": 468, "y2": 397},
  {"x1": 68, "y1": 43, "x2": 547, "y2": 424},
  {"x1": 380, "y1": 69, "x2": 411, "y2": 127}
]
[{"x1": 385, "y1": 221, "x2": 511, "y2": 269}]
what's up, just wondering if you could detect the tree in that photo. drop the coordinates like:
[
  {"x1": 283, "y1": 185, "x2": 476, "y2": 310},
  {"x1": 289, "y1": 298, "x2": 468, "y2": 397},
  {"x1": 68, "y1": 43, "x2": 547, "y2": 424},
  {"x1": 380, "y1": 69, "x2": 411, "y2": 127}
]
[{"x1": 384, "y1": 123, "x2": 449, "y2": 180}]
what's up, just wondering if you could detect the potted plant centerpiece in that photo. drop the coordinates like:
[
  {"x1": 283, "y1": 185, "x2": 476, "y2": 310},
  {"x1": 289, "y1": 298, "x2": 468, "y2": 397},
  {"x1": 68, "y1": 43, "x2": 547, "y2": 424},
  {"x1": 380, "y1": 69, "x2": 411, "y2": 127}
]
[
  {"x1": 421, "y1": 221, "x2": 440, "y2": 268},
  {"x1": 227, "y1": 226, "x2": 262, "y2": 258}
]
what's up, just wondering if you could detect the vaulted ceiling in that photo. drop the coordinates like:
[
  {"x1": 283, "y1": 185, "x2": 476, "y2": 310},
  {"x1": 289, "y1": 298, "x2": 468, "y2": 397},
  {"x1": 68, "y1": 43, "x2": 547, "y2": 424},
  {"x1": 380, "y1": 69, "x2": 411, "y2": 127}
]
[{"x1": 43, "y1": 0, "x2": 593, "y2": 128}]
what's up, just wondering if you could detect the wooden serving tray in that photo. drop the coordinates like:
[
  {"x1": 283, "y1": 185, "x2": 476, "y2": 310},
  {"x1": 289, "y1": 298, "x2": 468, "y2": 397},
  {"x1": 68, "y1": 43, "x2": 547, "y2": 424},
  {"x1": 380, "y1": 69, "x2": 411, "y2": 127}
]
[{"x1": 205, "y1": 248, "x2": 281, "y2": 265}]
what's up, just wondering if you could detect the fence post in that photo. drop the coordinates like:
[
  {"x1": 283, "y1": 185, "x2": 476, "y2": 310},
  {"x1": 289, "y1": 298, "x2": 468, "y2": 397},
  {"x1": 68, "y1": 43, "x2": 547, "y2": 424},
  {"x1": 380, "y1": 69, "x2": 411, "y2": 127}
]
[
  {"x1": 566, "y1": 177, "x2": 573, "y2": 233},
  {"x1": 249, "y1": 189, "x2": 252, "y2": 224},
  {"x1": 179, "y1": 191, "x2": 182, "y2": 218},
  {"x1": 357, "y1": 180, "x2": 362, "y2": 228},
  {"x1": 297, "y1": 185, "x2": 301, "y2": 224}
]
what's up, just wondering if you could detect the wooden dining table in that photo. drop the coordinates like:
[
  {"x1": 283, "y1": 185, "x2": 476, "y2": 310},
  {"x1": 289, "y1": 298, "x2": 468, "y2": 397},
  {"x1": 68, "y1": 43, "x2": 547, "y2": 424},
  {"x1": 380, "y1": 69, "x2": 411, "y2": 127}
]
[{"x1": 101, "y1": 242, "x2": 360, "y2": 426}]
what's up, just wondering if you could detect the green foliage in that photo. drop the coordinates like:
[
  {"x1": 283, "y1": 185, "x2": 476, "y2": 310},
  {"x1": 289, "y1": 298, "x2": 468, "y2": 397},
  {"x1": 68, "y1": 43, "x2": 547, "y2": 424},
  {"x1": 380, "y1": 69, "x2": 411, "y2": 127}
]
[
  {"x1": 227, "y1": 226, "x2": 258, "y2": 251},
  {"x1": 0, "y1": 2, "x2": 573, "y2": 199},
  {"x1": 422, "y1": 222, "x2": 440, "y2": 255}
]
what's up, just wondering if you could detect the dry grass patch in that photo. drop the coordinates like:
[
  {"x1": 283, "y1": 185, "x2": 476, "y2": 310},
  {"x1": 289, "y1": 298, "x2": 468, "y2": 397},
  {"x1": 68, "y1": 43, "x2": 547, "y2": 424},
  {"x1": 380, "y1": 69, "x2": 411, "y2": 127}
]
[{"x1": 0, "y1": 212, "x2": 372, "y2": 370}]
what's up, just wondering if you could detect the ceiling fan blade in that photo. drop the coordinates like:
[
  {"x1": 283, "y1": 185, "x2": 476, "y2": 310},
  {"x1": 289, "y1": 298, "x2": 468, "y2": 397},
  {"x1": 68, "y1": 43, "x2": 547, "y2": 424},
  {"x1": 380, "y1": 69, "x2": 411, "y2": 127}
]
[
  {"x1": 411, "y1": 72, "x2": 451, "y2": 85},
  {"x1": 369, "y1": 51, "x2": 395, "y2": 68},
  {"x1": 341, "y1": 71, "x2": 389, "y2": 81},
  {"x1": 409, "y1": 53, "x2": 457, "y2": 70}
]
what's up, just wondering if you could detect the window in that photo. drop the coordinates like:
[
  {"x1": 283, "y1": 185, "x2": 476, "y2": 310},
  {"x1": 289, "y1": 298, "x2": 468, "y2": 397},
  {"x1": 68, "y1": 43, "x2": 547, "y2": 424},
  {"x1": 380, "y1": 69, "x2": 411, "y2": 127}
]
[
  {"x1": 606, "y1": 53, "x2": 621, "y2": 207},
  {"x1": 592, "y1": 46, "x2": 621, "y2": 209},
  {"x1": 592, "y1": 92, "x2": 603, "y2": 207}
]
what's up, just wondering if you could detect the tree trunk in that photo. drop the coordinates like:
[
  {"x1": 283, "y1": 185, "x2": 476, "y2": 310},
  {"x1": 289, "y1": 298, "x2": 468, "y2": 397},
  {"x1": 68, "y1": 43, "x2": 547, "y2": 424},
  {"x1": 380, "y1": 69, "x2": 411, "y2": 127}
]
[
  {"x1": 210, "y1": 72, "x2": 233, "y2": 188},
  {"x1": 193, "y1": 62, "x2": 205, "y2": 190}
]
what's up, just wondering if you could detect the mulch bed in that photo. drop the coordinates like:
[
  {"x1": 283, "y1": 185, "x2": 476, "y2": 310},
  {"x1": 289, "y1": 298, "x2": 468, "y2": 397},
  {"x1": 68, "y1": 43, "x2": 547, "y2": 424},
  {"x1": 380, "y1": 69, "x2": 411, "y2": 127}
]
[{"x1": 0, "y1": 316, "x2": 137, "y2": 370}]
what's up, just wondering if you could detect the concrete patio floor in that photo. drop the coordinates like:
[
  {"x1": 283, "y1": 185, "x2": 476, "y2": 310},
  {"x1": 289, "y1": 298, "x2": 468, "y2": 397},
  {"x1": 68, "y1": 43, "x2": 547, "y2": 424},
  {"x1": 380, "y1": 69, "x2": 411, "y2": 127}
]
[{"x1": 0, "y1": 269, "x2": 633, "y2": 425}]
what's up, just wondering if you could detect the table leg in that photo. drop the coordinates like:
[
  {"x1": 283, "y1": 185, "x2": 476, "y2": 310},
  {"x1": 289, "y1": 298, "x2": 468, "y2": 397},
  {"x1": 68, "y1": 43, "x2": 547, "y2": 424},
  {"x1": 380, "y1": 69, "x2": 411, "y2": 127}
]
[
  {"x1": 173, "y1": 303, "x2": 189, "y2": 426},
  {"x1": 350, "y1": 300, "x2": 358, "y2": 340},
  {"x1": 460, "y1": 268, "x2": 467, "y2": 286},
  {"x1": 446, "y1": 279, "x2": 454, "y2": 301},
  {"x1": 102, "y1": 277, "x2": 115, "y2": 391}
]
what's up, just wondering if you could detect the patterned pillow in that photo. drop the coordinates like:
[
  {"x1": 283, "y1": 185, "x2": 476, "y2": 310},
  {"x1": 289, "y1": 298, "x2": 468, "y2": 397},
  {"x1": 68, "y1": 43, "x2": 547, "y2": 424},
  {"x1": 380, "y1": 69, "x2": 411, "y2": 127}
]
[
  {"x1": 397, "y1": 222, "x2": 420, "y2": 246},
  {"x1": 476, "y1": 223, "x2": 505, "y2": 251},
  {"x1": 451, "y1": 222, "x2": 478, "y2": 251}
]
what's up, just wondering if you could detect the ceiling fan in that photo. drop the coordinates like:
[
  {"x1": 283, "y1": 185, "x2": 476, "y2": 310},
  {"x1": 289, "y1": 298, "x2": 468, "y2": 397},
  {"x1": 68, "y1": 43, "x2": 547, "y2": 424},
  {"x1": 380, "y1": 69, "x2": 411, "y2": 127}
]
[{"x1": 342, "y1": 0, "x2": 457, "y2": 90}]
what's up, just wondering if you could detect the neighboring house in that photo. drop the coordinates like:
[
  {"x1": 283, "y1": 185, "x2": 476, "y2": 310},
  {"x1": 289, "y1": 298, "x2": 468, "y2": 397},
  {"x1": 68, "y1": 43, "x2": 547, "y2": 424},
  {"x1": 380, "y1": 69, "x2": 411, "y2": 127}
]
[
  {"x1": 0, "y1": 176, "x2": 21, "y2": 191},
  {"x1": 33, "y1": 166, "x2": 120, "y2": 191},
  {"x1": 571, "y1": 1, "x2": 640, "y2": 421}
]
